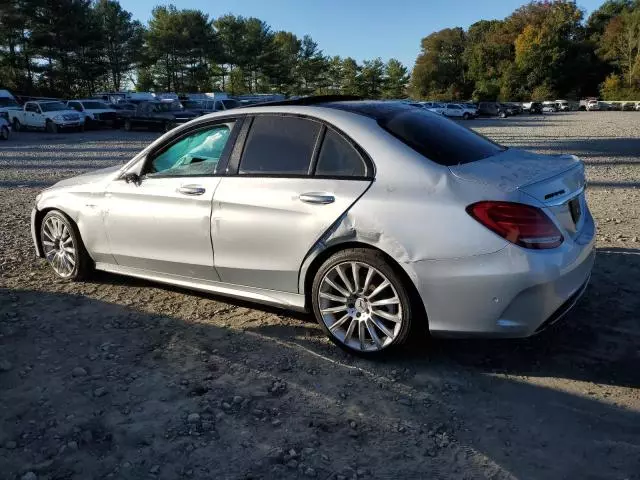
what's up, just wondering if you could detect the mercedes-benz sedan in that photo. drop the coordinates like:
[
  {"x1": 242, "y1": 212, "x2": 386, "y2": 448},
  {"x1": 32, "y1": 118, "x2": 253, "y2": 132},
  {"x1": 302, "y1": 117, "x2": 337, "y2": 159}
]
[{"x1": 31, "y1": 98, "x2": 595, "y2": 356}]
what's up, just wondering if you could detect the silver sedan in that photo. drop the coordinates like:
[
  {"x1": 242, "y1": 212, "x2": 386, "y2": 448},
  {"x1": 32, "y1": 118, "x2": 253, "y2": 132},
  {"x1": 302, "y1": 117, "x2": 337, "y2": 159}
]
[{"x1": 31, "y1": 99, "x2": 595, "y2": 356}]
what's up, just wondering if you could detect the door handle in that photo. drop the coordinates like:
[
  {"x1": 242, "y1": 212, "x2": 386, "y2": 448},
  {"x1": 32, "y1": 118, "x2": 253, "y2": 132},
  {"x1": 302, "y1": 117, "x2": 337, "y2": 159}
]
[
  {"x1": 178, "y1": 185, "x2": 206, "y2": 196},
  {"x1": 299, "y1": 192, "x2": 335, "y2": 204}
]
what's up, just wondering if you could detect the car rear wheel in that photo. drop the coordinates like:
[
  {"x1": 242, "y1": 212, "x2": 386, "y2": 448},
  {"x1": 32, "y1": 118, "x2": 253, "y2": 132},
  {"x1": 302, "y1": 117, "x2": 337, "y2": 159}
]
[
  {"x1": 124, "y1": 119, "x2": 132, "y2": 131},
  {"x1": 40, "y1": 210, "x2": 92, "y2": 281},
  {"x1": 0, "y1": 126, "x2": 9, "y2": 140},
  {"x1": 312, "y1": 248, "x2": 414, "y2": 356}
]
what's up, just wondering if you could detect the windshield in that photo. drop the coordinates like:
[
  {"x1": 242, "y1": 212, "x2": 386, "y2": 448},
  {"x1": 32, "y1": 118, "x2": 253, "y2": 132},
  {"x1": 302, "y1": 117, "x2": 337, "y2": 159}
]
[
  {"x1": 40, "y1": 102, "x2": 68, "y2": 112},
  {"x1": 0, "y1": 98, "x2": 19, "y2": 108},
  {"x1": 81, "y1": 101, "x2": 109, "y2": 109},
  {"x1": 379, "y1": 108, "x2": 505, "y2": 166}
]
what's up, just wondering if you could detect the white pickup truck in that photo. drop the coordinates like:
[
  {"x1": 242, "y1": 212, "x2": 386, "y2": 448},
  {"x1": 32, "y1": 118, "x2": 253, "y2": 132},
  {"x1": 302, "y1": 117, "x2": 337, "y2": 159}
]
[{"x1": 10, "y1": 101, "x2": 85, "y2": 133}]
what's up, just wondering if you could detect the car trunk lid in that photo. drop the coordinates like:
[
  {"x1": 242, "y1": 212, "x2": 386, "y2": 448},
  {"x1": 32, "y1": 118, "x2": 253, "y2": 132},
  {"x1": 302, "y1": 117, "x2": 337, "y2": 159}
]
[{"x1": 450, "y1": 148, "x2": 586, "y2": 238}]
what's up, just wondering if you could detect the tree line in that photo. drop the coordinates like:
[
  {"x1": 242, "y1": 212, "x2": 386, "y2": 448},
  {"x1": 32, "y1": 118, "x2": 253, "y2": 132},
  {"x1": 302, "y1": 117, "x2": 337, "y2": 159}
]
[
  {"x1": 1, "y1": 0, "x2": 638, "y2": 101},
  {"x1": 410, "y1": 0, "x2": 640, "y2": 101},
  {"x1": 0, "y1": 0, "x2": 409, "y2": 99}
]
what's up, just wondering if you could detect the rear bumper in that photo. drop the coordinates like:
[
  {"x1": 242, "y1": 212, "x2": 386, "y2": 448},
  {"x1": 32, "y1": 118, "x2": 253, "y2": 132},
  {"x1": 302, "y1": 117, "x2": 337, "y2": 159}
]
[{"x1": 408, "y1": 211, "x2": 596, "y2": 338}]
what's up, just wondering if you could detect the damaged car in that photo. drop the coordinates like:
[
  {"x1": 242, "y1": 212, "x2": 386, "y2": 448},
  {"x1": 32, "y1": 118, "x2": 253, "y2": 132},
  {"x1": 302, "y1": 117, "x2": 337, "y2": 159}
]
[{"x1": 30, "y1": 97, "x2": 595, "y2": 356}]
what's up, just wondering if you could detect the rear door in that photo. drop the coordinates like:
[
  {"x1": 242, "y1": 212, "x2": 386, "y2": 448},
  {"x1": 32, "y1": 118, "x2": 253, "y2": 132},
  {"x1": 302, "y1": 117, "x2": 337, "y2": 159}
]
[{"x1": 211, "y1": 114, "x2": 373, "y2": 293}]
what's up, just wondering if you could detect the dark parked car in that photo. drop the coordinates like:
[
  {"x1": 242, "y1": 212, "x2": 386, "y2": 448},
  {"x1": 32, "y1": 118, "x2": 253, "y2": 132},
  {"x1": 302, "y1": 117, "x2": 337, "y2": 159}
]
[
  {"x1": 477, "y1": 102, "x2": 510, "y2": 118},
  {"x1": 122, "y1": 101, "x2": 198, "y2": 132},
  {"x1": 522, "y1": 102, "x2": 543, "y2": 114},
  {"x1": 110, "y1": 103, "x2": 136, "y2": 128}
]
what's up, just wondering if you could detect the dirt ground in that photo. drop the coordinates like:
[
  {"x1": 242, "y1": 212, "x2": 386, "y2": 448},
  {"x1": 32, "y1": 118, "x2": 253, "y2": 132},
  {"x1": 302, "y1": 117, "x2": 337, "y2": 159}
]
[{"x1": 1, "y1": 113, "x2": 639, "y2": 480}]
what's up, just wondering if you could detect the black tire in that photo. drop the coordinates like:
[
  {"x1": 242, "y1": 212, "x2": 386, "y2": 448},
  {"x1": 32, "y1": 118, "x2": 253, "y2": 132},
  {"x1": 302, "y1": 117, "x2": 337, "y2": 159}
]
[
  {"x1": 12, "y1": 119, "x2": 21, "y2": 132},
  {"x1": 124, "y1": 119, "x2": 132, "y2": 131},
  {"x1": 463, "y1": 112, "x2": 470, "y2": 120},
  {"x1": 78, "y1": 124, "x2": 85, "y2": 133},
  {"x1": 0, "y1": 126, "x2": 9, "y2": 140},
  {"x1": 40, "y1": 210, "x2": 93, "y2": 281},
  {"x1": 46, "y1": 120, "x2": 58, "y2": 134},
  {"x1": 311, "y1": 248, "x2": 416, "y2": 357},
  {"x1": 498, "y1": 111, "x2": 507, "y2": 118}
]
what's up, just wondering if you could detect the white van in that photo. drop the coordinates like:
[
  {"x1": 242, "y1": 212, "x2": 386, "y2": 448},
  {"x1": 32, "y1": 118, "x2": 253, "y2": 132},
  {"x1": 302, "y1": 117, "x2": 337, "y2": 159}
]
[{"x1": 0, "y1": 89, "x2": 21, "y2": 114}]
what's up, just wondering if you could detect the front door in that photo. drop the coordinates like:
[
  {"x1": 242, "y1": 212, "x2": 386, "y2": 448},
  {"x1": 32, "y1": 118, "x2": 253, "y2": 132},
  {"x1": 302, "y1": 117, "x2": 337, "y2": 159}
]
[
  {"x1": 103, "y1": 120, "x2": 238, "y2": 280},
  {"x1": 212, "y1": 115, "x2": 373, "y2": 293}
]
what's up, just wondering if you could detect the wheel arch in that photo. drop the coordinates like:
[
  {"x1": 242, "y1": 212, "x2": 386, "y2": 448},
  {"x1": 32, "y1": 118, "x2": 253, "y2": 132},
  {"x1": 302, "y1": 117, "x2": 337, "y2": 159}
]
[{"x1": 300, "y1": 240, "x2": 428, "y2": 324}]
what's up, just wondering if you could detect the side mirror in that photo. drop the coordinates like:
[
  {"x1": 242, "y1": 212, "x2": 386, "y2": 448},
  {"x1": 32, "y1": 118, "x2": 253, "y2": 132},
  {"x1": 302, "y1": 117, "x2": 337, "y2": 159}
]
[{"x1": 122, "y1": 172, "x2": 141, "y2": 186}]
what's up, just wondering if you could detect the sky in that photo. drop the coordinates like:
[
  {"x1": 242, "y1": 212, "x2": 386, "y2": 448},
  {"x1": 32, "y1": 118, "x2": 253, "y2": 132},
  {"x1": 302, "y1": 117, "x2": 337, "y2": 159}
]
[{"x1": 121, "y1": 0, "x2": 604, "y2": 68}]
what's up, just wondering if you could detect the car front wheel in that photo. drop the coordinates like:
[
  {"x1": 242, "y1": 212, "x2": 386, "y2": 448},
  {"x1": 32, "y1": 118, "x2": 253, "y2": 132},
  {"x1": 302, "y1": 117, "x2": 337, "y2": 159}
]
[
  {"x1": 0, "y1": 125, "x2": 9, "y2": 140},
  {"x1": 312, "y1": 248, "x2": 415, "y2": 356},
  {"x1": 40, "y1": 210, "x2": 92, "y2": 281}
]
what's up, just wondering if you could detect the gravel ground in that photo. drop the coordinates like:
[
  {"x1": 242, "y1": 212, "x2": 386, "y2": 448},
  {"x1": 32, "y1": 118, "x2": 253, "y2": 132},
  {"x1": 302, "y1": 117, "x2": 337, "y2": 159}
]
[{"x1": 1, "y1": 112, "x2": 639, "y2": 480}]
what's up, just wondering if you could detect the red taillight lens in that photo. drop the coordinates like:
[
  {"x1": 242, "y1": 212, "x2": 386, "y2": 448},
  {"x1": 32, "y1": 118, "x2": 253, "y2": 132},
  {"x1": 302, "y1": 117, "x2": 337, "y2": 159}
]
[{"x1": 466, "y1": 201, "x2": 563, "y2": 249}]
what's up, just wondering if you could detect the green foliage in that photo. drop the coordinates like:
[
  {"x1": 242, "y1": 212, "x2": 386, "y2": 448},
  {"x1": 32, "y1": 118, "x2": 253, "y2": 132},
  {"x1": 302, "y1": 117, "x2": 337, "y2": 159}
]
[{"x1": 411, "y1": 0, "x2": 640, "y2": 101}]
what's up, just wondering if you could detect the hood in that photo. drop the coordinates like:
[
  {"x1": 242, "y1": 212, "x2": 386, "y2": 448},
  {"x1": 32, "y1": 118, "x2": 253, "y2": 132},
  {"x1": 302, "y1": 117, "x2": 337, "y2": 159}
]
[
  {"x1": 449, "y1": 148, "x2": 582, "y2": 194},
  {"x1": 47, "y1": 110, "x2": 82, "y2": 117},
  {"x1": 52, "y1": 165, "x2": 122, "y2": 188}
]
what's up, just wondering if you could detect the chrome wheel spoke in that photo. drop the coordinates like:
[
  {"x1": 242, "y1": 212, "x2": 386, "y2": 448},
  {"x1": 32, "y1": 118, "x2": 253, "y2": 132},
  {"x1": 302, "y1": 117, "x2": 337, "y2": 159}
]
[
  {"x1": 336, "y1": 264, "x2": 354, "y2": 293},
  {"x1": 324, "y1": 278, "x2": 350, "y2": 298},
  {"x1": 319, "y1": 291, "x2": 347, "y2": 303},
  {"x1": 329, "y1": 313, "x2": 351, "y2": 332},
  {"x1": 344, "y1": 318, "x2": 357, "y2": 343},
  {"x1": 43, "y1": 240, "x2": 55, "y2": 248},
  {"x1": 365, "y1": 319, "x2": 382, "y2": 348},
  {"x1": 371, "y1": 308, "x2": 401, "y2": 323},
  {"x1": 367, "y1": 280, "x2": 390, "y2": 299},
  {"x1": 370, "y1": 296, "x2": 399, "y2": 307},
  {"x1": 362, "y1": 267, "x2": 374, "y2": 293},
  {"x1": 351, "y1": 262, "x2": 360, "y2": 292},
  {"x1": 370, "y1": 316, "x2": 395, "y2": 338},
  {"x1": 358, "y1": 321, "x2": 366, "y2": 350},
  {"x1": 320, "y1": 305, "x2": 348, "y2": 314}
]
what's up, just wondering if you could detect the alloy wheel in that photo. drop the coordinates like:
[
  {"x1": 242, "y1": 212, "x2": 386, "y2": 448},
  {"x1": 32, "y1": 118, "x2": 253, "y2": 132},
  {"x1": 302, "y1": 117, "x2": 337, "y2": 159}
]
[
  {"x1": 41, "y1": 216, "x2": 77, "y2": 278},
  {"x1": 318, "y1": 261, "x2": 403, "y2": 352}
]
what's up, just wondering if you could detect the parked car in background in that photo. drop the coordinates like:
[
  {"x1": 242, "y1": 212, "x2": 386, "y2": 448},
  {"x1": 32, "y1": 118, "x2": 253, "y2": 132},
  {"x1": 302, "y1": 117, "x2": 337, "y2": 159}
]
[
  {"x1": 621, "y1": 102, "x2": 635, "y2": 111},
  {"x1": 122, "y1": 100, "x2": 198, "y2": 132},
  {"x1": 181, "y1": 98, "x2": 240, "y2": 116},
  {"x1": 9, "y1": 101, "x2": 84, "y2": 133},
  {"x1": 67, "y1": 99, "x2": 117, "y2": 128},
  {"x1": 94, "y1": 91, "x2": 156, "y2": 105},
  {"x1": 0, "y1": 112, "x2": 11, "y2": 140},
  {"x1": 499, "y1": 103, "x2": 519, "y2": 115},
  {"x1": 420, "y1": 102, "x2": 445, "y2": 114},
  {"x1": 555, "y1": 100, "x2": 570, "y2": 111},
  {"x1": 443, "y1": 103, "x2": 477, "y2": 119},
  {"x1": 635, "y1": 102, "x2": 640, "y2": 111},
  {"x1": 542, "y1": 101, "x2": 558, "y2": 112},
  {"x1": 109, "y1": 103, "x2": 136, "y2": 128},
  {"x1": 505, "y1": 103, "x2": 523, "y2": 114},
  {"x1": 0, "y1": 89, "x2": 22, "y2": 116},
  {"x1": 522, "y1": 101, "x2": 543, "y2": 114},
  {"x1": 586, "y1": 100, "x2": 600, "y2": 111},
  {"x1": 30, "y1": 98, "x2": 595, "y2": 356},
  {"x1": 477, "y1": 102, "x2": 510, "y2": 118},
  {"x1": 608, "y1": 102, "x2": 622, "y2": 111},
  {"x1": 542, "y1": 104, "x2": 556, "y2": 113}
]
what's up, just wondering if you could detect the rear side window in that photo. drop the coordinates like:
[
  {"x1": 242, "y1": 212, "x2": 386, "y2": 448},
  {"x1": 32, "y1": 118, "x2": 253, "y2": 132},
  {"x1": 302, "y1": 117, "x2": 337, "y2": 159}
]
[
  {"x1": 240, "y1": 115, "x2": 321, "y2": 175},
  {"x1": 315, "y1": 129, "x2": 366, "y2": 177},
  {"x1": 380, "y1": 109, "x2": 505, "y2": 166}
]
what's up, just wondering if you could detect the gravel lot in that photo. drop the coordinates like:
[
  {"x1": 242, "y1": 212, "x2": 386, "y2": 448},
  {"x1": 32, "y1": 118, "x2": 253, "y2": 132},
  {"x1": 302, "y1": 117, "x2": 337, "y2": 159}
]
[{"x1": 1, "y1": 112, "x2": 639, "y2": 480}]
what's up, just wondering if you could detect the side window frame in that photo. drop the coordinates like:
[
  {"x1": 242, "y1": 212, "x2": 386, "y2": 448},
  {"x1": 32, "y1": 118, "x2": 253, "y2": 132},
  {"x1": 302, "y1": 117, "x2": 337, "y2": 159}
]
[
  {"x1": 226, "y1": 113, "x2": 375, "y2": 179},
  {"x1": 139, "y1": 116, "x2": 245, "y2": 179}
]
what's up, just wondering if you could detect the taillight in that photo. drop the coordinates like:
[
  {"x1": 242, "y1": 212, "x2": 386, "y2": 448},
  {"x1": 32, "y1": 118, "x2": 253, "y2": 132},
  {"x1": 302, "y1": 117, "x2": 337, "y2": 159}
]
[{"x1": 466, "y1": 201, "x2": 563, "y2": 249}]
